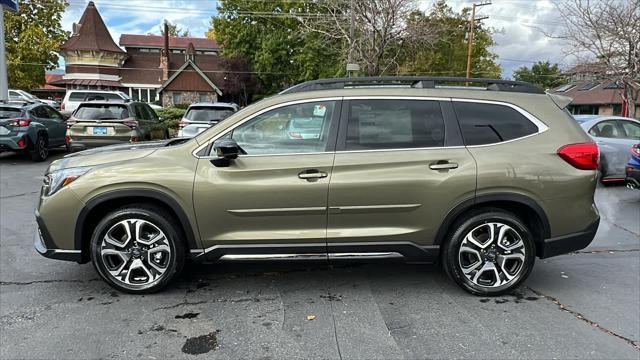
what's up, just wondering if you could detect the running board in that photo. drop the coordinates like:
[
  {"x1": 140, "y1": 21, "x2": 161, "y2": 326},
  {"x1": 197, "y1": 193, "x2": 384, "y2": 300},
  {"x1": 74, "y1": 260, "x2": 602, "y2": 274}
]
[{"x1": 191, "y1": 242, "x2": 439, "y2": 263}]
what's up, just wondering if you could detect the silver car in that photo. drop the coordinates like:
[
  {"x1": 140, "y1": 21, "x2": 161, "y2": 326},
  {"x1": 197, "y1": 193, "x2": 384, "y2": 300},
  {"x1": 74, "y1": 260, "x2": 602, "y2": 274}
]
[{"x1": 575, "y1": 115, "x2": 640, "y2": 182}]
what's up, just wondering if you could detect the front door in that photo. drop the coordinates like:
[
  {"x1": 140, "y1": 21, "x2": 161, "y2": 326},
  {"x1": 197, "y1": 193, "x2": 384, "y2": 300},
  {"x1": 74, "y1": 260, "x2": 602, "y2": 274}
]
[
  {"x1": 326, "y1": 98, "x2": 477, "y2": 259},
  {"x1": 193, "y1": 99, "x2": 341, "y2": 257}
]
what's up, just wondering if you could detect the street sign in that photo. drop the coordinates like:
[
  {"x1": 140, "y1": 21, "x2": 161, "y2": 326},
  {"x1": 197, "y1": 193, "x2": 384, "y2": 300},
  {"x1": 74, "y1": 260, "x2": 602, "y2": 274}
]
[{"x1": 0, "y1": 0, "x2": 18, "y2": 12}]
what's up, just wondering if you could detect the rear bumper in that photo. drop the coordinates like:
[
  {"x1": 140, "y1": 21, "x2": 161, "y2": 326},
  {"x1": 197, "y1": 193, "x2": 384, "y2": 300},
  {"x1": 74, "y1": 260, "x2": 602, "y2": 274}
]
[
  {"x1": 0, "y1": 134, "x2": 28, "y2": 152},
  {"x1": 34, "y1": 209, "x2": 82, "y2": 262},
  {"x1": 70, "y1": 138, "x2": 133, "y2": 149},
  {"x1": 625, "y1": 166, "x2": 640, "y2": 190},
  {"x1": 539, "y1": 217, "x2": 600, "y2": 258}
]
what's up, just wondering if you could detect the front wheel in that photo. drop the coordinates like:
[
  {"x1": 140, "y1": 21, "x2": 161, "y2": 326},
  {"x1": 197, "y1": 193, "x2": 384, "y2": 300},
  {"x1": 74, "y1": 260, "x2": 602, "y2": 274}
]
[
  {"x1": 442, "y1": 209, "x2": 536, "y2": 296},
  {"x1": 90, "y1": 205, "x2": 185, "y2": 294}
]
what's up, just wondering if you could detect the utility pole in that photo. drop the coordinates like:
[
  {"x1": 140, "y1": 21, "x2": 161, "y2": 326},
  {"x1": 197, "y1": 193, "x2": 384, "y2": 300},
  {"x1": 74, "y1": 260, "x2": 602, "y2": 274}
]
[
  {"x1": 465, "y1": 2, "x2": 491, "y2": 81},
  {"x1": 346, "y1": 0, "x2": 359, "y2": 77}
]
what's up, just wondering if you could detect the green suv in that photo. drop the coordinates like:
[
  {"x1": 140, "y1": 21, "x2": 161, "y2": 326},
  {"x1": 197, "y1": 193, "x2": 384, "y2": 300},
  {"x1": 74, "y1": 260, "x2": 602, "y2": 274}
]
[{"x1": 35, "y1": 77, "x2": 600, "y2": 295}]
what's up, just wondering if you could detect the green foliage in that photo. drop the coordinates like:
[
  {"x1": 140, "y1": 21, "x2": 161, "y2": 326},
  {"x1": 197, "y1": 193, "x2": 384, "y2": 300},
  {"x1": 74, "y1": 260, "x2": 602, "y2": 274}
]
[
  {"x1": 399, "y1": 1, "x2": 501, "y2": 78},
  {"x1": 4, "y1": 0, "x2": 69, "y2": 90},
  {"x1": 211, "y1": 0, "x2": 344, "y2": 96},
  {"x1": 157, "y1": 107, "x2": 186, "y2": 125},
  {"x1": 512, "y1": 61, "x2": 565, "y2": 90}
]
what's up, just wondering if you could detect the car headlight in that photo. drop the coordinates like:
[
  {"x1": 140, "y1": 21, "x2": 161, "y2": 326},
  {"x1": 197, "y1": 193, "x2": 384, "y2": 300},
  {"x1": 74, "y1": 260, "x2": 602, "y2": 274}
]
[{"x1": 43, "y1": 166, "x2": 92, "y2": 196}]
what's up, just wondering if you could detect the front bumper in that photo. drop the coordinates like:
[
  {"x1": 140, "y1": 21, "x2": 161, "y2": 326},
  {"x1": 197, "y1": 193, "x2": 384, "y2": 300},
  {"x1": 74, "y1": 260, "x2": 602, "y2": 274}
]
[
  {"x1": 34, "y1": 209, "x2": 82, "y2": 262},
  {"x1": 539, "y1": 217, "x2": 600, "y2": 258}
]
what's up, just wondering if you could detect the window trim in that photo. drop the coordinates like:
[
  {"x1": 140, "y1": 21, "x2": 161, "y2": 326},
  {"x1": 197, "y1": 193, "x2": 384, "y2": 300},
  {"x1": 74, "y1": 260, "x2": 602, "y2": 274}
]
[{"x1": 192, "y1": 97, "x2": 342, "y2": 158}]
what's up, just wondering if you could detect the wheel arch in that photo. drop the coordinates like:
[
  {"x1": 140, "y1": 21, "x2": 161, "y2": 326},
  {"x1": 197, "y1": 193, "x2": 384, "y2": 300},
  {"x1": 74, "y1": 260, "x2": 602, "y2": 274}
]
[
  {"x1": 75, "y1": 189, "x2": 200, "y2": 263},
  {"x1": 434, "y1": 193, "x2": 551, "y2": 257}
]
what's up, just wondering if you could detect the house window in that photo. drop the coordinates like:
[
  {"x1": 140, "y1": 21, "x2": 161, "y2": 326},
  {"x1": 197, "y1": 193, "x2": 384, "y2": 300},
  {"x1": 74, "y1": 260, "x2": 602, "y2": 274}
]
[
  {"x1": 171, "y1": 49, "x2": 185, "y2": 54},
  {"x1": 150, "y1": 89, "x2": 157, "y2": 102},
  {"x1": 173, "y1": 93, "x2": 183, "y2": 104},
  {"x1": 199, "y1": 93, "x2": 209, "y2": 103}
]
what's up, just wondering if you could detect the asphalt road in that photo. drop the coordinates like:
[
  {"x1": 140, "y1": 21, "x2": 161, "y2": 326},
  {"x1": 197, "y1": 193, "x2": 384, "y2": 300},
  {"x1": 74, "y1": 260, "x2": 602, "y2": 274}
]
[{"x1": 1, "y1": 151, "x2": 639, "y2": 359}]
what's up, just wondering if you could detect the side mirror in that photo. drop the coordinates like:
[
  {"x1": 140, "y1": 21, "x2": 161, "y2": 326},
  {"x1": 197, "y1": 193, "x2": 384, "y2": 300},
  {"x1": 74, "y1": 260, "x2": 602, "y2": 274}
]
[{"x1": 211, "y1": 139, "x2": 244, "y2": 167}]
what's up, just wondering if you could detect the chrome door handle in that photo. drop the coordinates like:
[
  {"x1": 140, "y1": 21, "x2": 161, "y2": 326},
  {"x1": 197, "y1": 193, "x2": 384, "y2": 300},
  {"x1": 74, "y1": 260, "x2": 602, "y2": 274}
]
[
  {"x1": 298, "y1": 170, "x2": 328, "y2": 180},
  {"x1": 429, "y1": 162, "x2": 458, "y2": 170}
]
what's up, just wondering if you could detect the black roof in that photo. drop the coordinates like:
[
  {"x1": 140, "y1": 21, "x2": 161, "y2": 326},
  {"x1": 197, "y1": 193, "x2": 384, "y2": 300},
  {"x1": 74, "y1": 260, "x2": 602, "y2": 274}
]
[{"x1": 280, "y1": 76, "x2": 545, "y2": 95}]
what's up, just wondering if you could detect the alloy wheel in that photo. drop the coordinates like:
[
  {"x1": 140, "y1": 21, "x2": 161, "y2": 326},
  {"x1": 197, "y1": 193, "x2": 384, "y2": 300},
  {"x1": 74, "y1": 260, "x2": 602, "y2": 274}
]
[
  {"x1": 99, "y1": 219, "x2": 172, "y2": 288},
  {"x1": 457, "y1": 222, "x2": 526, "y2": 288},
  {"x1": 38, "y1": 137, "x2": 48, "y2": 159}
]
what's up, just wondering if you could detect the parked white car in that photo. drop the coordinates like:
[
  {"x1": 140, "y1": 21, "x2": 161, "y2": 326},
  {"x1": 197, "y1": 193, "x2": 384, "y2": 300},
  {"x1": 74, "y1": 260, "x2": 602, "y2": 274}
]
[
  {"x1": 9, "y1": 89, "x2": 60, "y2": 109},
  {"x1": 61, "y1": 90, "x2": 130, "y2": 112},
  {"x1": 177, "y1": 102, "x2": 239, "y2": 137}
]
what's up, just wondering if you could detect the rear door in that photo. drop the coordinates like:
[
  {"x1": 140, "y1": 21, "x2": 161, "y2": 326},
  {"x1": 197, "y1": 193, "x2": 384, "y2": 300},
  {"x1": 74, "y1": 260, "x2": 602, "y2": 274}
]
[
  {"x1": 193, "y1": 99, "x2": 340, "y2": 256},
  {"x1": 326, "y1": 98, "x2": 476, "y2": 259},
  {"x1": 589, "y1": 119, "x2": 634, "y2": 178}
]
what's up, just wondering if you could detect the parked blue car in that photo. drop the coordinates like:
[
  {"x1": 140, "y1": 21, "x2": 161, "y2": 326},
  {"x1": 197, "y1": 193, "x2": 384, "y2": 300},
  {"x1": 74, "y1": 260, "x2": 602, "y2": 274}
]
[
  {"x1": 626, "y1": 143, "x2": 640, "y2": 190},
  {"x1": 0, "y1": 102, "x2": 68, "y2": 161}
]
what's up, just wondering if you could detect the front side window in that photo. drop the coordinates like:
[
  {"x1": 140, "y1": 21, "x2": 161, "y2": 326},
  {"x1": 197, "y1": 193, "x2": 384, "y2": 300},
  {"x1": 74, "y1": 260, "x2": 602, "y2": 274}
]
[
  {"x1": 620, "y1": 121, "x2": 640, "y2": 140},
  {"x1": 454, "y1": 102, "x2": 539, "y2": 145},
  {"x1": 589, "y1": 120, "x2": 622, "y2": 138},
  {"x1": 215, "y1": 100, "x2": 336, "y2": 156},
  {"x1": 345, "y1": 99, "x2": 445, "y2": 150}
]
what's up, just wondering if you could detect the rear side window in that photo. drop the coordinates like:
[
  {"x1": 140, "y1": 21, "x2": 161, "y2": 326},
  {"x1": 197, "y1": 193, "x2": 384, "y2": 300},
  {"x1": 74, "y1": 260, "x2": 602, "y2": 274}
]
[
  {"x1": 454, "y1": 102, "x2": 539, "y2": 145},
  {"x1": 345, "y1": 99, "x2": 445, "y2": 150},
  {"x1": 74, "y1": 104, "x2": 129, "y2": 120},
  {"x1": 620, "y1": 121, "x2": 640, "y2": 140},
  {"x1": 589, "y1": 120, "x2": 623, "y2": 138},
  {"x1": 0, "y1": 107, "x2": 21, "y2": 119}
]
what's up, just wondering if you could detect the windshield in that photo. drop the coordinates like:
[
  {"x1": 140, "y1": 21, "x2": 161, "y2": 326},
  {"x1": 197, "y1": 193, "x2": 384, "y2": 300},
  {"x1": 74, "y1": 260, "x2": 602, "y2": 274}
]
[
  {"x1": 74, "y1": 104, "x2": 129, "y2": 120},
  {"x1": 17, "y1": 90, "x2": 38, "y2": 100},
  {"x1": 185, "y1": 107, "x2": 235, "y2": 122},
  {"x1": 0, "y1": 107, "x2": 21, "y2": 119}
]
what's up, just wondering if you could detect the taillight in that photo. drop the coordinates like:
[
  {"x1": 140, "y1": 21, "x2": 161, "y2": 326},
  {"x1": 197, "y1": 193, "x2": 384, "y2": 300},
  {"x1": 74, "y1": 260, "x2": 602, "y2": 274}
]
[
  {"x1": 16, "y1": 138, "x2": 26, "y2": 148},
  {"x1": 631, "y1": 144, "x2": 640, "y2": 156},
  {"x1": 9, "y1": 118, "x2": 32, "y2": 127},
  {"x1": 131, "y1": 136, "x2": 140, "y2": 143},
  {"x1": 288, "y1": 131, "x2": 302, "y2": 139},
  {"x1": 179, "y1": 119, "x2": 189, "y2": 129},
  {"x1": 557, "y1": 142, "x2": 599, "y2": 170},
  {"x1": 60, "y1": 103, "x2": 65, "y2": 110},
  {"x1": 123, "y1": 120, "x2": 138, "y2": 128}
]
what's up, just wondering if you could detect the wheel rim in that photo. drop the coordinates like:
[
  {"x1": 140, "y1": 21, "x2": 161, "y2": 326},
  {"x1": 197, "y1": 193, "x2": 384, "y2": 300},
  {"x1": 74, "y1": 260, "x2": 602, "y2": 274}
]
[
  {"x1": 99, "y1": 219, "x2": 172, "y2": 288},
  {"x1": 458, "y1": 222, "x2": 526, "y2": 288},
  {"x1": 38, "y1": 137, "x2": 48, "y2": 158}
]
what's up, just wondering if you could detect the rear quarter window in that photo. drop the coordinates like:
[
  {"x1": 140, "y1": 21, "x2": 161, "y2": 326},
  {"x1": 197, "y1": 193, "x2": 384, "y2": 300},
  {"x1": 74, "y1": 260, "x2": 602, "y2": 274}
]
[
  {"x1": 68, "y1": 92, "x2": 87, "y2": 101},
  {"x1": 453, "y1": 102, "x2": 539, "y2": 145}
]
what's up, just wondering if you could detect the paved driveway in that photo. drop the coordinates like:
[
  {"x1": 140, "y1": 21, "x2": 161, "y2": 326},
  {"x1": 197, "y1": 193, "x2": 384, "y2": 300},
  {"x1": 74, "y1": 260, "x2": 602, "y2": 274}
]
[{"x1": 1, "y1": 151, "x2": 639, "y2": 359}]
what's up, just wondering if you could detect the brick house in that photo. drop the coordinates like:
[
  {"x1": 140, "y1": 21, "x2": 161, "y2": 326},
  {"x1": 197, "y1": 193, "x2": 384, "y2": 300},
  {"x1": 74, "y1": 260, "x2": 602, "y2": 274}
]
[{"x1": 52, "y1": 1, "x2": 224, "y2": 106}]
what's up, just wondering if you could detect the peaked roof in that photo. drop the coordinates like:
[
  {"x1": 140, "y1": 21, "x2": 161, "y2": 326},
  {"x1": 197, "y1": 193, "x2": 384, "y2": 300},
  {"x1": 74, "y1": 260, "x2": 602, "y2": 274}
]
[
  {"x1": 119, "y1": 34, "x2": 219, "y2": 50},
  {"x1": 61, "y1": 1, "x2": 125, "y2": 53},
  {"x1": 158, "y1": 59, "x2": 222, "y2": 95}
]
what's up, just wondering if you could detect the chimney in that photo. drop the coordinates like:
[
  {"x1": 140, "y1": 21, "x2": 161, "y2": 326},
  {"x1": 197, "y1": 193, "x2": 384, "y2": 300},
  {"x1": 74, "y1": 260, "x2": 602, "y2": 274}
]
[{"x1": 159, "y1": 21, "x2": 170, "y2": 81}]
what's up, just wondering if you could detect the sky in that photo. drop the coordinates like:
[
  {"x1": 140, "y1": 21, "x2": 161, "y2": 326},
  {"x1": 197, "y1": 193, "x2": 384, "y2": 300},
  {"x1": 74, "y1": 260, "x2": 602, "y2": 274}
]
[{"x1": 60, "y1": 0, "x2": 573, "y2": 79}]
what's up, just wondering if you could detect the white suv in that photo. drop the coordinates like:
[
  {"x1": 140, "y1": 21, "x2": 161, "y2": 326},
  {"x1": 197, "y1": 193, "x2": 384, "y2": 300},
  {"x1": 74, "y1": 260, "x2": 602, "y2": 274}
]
[{"x1": 61, "y1": 90, "x2": 130, "y2": 113}]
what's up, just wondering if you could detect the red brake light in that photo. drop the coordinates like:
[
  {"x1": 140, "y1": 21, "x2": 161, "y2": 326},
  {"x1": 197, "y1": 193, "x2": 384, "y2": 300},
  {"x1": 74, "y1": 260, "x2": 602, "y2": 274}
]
[
  {"x1": 60, "y1": 103, "x2": 65, "y2": 110},
  {"x1": 557, "y1": 142, "x2": 599, "y2": 170},
  {"x1": 123, "y1": 120, "x2": 138, "y2": 128},
  {"x1": 9, "y1": 118, "x2": 32, "y2": 127}
]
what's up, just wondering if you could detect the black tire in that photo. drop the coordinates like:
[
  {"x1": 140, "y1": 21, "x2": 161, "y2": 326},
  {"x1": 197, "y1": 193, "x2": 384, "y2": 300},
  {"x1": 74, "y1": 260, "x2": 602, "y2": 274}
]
[
  {"x1": 90, "y1": 204, "x2": 186, "y2": 294},
  {"x1": 29, "y1": 134, "x2": 49, "y2": 162},
  {"x1": 442, "y1": 208, "x2": 536, "y2": 296}
]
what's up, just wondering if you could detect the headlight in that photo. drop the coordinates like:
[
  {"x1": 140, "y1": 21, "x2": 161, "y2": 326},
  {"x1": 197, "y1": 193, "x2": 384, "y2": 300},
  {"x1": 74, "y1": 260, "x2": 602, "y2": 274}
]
[{"x1": 43, "y1": 166, "x2": 92, "y2": 196}]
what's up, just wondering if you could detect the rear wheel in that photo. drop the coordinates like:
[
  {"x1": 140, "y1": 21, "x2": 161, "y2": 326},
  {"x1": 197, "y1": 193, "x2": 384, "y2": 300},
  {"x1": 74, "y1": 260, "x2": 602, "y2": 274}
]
[
  {"x1": 90, "y1": 205, "x2": 185, "y2": 294},
  {"x1": 442, "y1": 209, "x2": 536, "y2": 296},
  {"x1": 29, "y1": 134, "x2": 48, "y2": 162}
]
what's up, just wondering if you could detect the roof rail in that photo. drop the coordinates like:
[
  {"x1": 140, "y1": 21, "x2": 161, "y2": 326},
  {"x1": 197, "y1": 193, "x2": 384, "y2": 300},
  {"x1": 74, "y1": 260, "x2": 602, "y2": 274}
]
[{"x1": 280, "y1": 76, "x2": 545, "y2": 95}]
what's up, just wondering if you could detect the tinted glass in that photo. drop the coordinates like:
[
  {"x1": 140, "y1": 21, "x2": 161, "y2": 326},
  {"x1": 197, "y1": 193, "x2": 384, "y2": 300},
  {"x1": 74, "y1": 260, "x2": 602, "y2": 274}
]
[
  {"x1": 454, "y1": 102, "x2": 539, "y2": 145},
  {"x1": 69, "y1": 92, "x2": 86, "y2": 101},
  {"x1": 74, "y1": 104, "x2": 129, "y2": 120},
  {"x1": 346, "y1": 100, "x2": 445, "y2": 150},
  {"x1": 42, "y1": 106, "x2": 61, "y2": 119},
  {"x1": 621, "y1": 121, "x2": 640, "y2": 140},
  {"x1": 219, "y1": 101, "x2": 336, "y2": 155},
  {"x1": 31, "y1": 106, "x2": 48, "y2": 118},
  {"x1": 0, "y1": 107, "x2": 21, "y2": 119},
  {"x1": 589, "y1": 120, "x2": 622, "y2": 138},
  {"x1": 185, "y1": 107, "x2": 235, "y2": 122}
]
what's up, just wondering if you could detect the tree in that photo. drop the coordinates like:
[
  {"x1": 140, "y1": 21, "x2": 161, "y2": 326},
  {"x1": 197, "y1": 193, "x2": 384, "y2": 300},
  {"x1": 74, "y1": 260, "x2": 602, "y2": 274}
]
[
  {"x1": 211, "y1": 0, "x2": 343, "y2": 96},
  {"x1": 513, "y1": 61, "x2": 564, "y2": 90},
  {"x1": 4, "y1": 0, "x2": 68, "y2": 90},
  {"x1": 159, "y1": 20, "x2": 190, "y2": 37},
  {"x1": 215, "y1": 56, "x2": 256, "y2": 106},
  {"x1": 299, "y1": 0, "x2": 440, "y2": 76},
  {"x1": 398, "y1": 1, "x2": 501, "y2": 78},
  {"x1": 552, "y1": 0, "x2": 640, "y2": 118}
]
